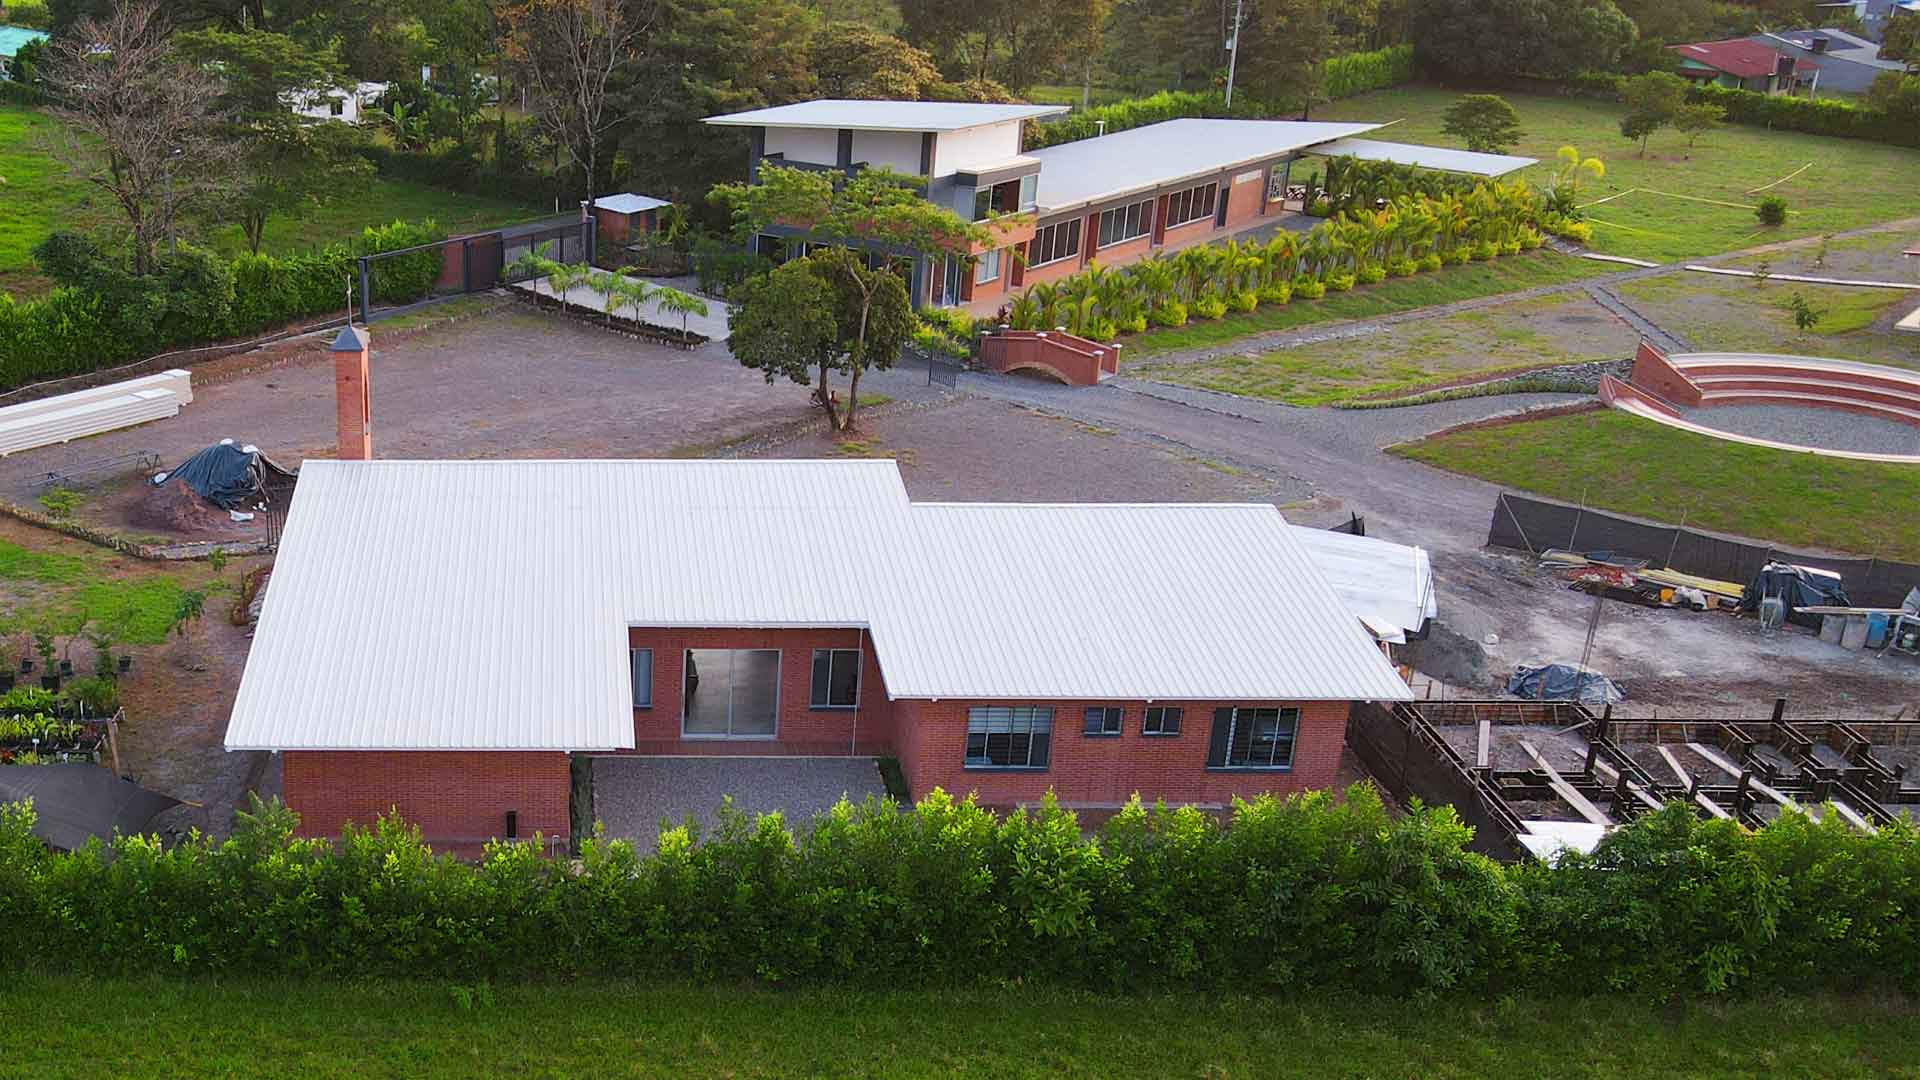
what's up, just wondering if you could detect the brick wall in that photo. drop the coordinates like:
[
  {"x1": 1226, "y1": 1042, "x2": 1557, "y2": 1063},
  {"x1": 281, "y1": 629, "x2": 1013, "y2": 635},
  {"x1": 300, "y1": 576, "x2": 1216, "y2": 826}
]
[
  {"x1": 1629, "y1": 341, "x2": 1704, "y2": 406},
  {"x1": 283, "y1": 750, "x2": 571, "y2": 845},
  {"x1": 895, "y1": 699, "x2": 1351, "y2": 809},
  {"x1": 625, "y1": 627, "x2": 894, "y2": 756},
  {"x1": 1224, "y1": 169, "x2": 1268, "y2": 228},
  {"x1": 979, "y1": 330, "x2": 1115, "y2": 385}
]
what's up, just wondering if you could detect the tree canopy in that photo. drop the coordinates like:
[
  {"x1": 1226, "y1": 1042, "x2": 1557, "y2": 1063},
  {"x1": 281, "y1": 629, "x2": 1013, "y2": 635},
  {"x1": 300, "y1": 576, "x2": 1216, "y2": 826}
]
[
  {"x1": 1411, "y1": 0, "x2": 1636, "y2": 80},
  {"x1": 1439, "y1": 94, "x2": 1525, "y2": 154}
]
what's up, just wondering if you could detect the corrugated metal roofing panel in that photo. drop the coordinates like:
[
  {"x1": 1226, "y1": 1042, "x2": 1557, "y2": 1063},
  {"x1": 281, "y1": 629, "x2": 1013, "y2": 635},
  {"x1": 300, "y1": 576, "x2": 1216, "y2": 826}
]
[
  {"x1": 227, "y1": 461, "x2": 1410, "y2": 752},
  {"x1": 1307, "y1": 138, "x2": 1538, "y2": 177}
]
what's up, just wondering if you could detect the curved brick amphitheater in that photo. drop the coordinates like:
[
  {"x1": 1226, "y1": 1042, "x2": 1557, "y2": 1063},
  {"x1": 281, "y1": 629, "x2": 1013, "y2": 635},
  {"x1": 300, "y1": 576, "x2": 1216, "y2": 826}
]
[{"x1": 1598, "y1": 343, "x2": 1920, "y2": 464}]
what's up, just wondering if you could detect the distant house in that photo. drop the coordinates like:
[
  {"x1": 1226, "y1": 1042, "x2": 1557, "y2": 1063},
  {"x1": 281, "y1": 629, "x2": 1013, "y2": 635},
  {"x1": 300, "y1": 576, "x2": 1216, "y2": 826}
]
[
  {"x1": 1815, "y1": 0, "x2": 1920, "y2": 42},
  {"x1": 1750, "y1": 29, "x2": 1906, "y2": 94},
  {"x1": 704, "y1": 99, "x2": 1535, "y2": 312},
  {"x1": 0, "y1": 24, "x2": 47, "y2": 80},
  {"x1": 1670, "y1": 38, "x2": 1818, "y2": 95},
  {"x1": 289, "y1": 81, "x2": 390, "y2": 125}
]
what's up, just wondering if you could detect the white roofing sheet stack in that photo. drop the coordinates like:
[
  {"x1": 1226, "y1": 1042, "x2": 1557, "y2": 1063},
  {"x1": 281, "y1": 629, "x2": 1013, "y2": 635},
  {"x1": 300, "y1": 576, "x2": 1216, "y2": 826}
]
[
  {"x1": 0, "y1": 369, "x2": 192, "y2": 457},
  {"x1": 227, "y1": 459, "x2": 1412, "y2": 752},
  {"x1": 1290, "y1": 528, "x2": 1436, "y2": 644}
]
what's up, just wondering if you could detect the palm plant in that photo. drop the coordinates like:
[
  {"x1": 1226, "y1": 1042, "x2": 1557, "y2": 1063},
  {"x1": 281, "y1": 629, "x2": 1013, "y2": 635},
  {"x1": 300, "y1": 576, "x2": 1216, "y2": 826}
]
[
  {"x1": 547, "y1": 263, "x2": 589, "y2": 316},
  {"x1": 612, "y1": 274, "x2": 655, "y2": 327},
  {"x1": 589, "y1": 269, "x2": 627, "y2": 325},
  {"x1": 1061, "y1": 267, "x2": 1103, "y2": 336},
  {"x1": 1095, "y1": 267, "x2": 1145, "y2": 334},
  {"x1": 505, "y1": 241, "x2": 557, "y2": 284},
  {"x1": 1007, "y1": 289, "x2": 1041, "y2": 330},
  {"x1": 651, "y1": 286, "x2": 710, "y2": 337}
]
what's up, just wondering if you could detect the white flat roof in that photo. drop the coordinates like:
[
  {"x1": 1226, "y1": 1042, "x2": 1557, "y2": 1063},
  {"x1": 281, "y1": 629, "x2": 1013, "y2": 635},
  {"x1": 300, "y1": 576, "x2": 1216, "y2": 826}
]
[
  {"x1": 1291, "y1": 528, "x2": 1436, "y2": 645},
  {"x1": 704, "y1": 99, "x2": 1067, "y2": 133},
  {"x1": 227, "y1": 459, "x2": 1410, "y2": 751},
  {"x1": 1026, "y1": 119, "x2": 1381, "y2": 215},
  {"x1": 587, "y1": 193, "x2": 671, "y2": 214},
  {"x1": 1308, "y1": 138, "x2": 1538, "y2": 176}
]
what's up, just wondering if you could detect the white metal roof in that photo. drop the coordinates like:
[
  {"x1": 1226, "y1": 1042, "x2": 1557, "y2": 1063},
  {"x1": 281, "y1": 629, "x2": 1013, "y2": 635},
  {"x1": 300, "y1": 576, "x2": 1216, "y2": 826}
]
[
  {"x1": 1308, "y1": 138, "x2": 1538, "y2": 176},
  {"x1": 1026, "y1": 119, "x2": 1381, "y2": 215},
  {"x1": 704, "y1": 99, "x2": 1067, "y2": 133},
  {"x1": 1291, "y1": 528, "x2": 1436, "y2": 645},
  {"x1": 227, "y1": 460, "x2": 1410, "y2": 751},
  {"x1": 587, "y1": 193, "x2": 671, "y2": 214}
]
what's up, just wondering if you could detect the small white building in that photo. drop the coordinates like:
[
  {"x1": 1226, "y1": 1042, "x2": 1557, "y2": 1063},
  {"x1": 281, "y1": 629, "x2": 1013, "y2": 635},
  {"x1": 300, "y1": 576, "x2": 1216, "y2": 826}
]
[{"x1": 289, "y1": 81, "x2": 390, "y2": 125}]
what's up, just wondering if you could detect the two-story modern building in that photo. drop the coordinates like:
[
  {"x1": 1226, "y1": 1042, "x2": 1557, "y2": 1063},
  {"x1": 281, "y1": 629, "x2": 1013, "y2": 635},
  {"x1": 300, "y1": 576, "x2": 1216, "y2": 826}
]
[
  {"x1": 705, "y1": 99, "x2": 1534, "y2": 313},
  {"x1": 225, "y1": 457, "x2": 1415, "y2": 850}
]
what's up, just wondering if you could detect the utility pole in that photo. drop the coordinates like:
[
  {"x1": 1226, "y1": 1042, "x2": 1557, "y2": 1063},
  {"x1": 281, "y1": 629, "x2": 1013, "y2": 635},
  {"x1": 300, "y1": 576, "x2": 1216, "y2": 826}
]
[{"x1": 1223, "y1": 0, "x2": 1246, "y2": 108}]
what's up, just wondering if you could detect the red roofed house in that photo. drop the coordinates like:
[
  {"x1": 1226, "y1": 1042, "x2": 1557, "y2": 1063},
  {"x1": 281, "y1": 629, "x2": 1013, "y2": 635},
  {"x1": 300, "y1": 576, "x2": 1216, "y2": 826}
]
[{"x1": 1670, "y1": 38, "x2": 1819, "y2": 94}]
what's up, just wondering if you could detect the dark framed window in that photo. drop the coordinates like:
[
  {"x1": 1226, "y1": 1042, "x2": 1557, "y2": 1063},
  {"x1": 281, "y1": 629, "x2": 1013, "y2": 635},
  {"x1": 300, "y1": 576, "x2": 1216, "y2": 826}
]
[
  {"x1": 1164, "y1": 182, "x2": 1218, "y2": 229},
  {"x1": 810, "y1": 647, "x2": 861, "y2": 710},
  {"x1": 1030, "y1": 219, "x2": 1081, "y2": 267},
  {"x1": 965, "y1": 706, "x2": 1053, "y2": 769},
  {"x1": 1097, "y1": 198, "x2": 1153, "y2": 248},
  {"x1": 973, "y1": 186, "x2": 993, "y2": 222},
  {"x1": 1207, "y1": 707, "x2": 1298, "y2": 769},
  {"x1": 629, "y1": 647, "x2": 653, "y2": 709},
  {"x1": 683, "y1": 648, "x2": 780, "y2": 739},
  {"x1": 1143, "y1": 706, "x2": 1182, "y2": 736},
  {"x1": 1083, "y1": 706, "x2": 1122, "y2": 736}
]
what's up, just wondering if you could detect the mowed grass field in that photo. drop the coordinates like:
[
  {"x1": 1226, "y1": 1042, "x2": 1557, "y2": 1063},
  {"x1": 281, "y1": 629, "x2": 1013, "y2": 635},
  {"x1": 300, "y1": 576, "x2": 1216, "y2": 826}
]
[
  {"x1": 5, "y1": 977, "x2": 1919, "y2": 1079},
  {"x1": 1312, "y1": 86, "x2": 1920, "y2": 264},
  {"x1": 0, "y1": 103, "x2": 544, "y2": 298},
  {"x1": 1125, "y1": 249, "x2": 1612, "y2": 356},
  {"x1": 1394, "y1": 409, "x2": 1920, "y2": 559}
]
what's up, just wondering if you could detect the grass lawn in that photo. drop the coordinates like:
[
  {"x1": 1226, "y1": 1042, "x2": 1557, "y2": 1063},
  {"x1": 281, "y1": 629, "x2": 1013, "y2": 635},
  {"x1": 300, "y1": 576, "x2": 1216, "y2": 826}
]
[
  {"x1": 1025, "y1": 83, "x2": 1129, "y2": 106},
  {"x1": 1136, "y1": 289, "x2": 1635, "y2": 405},
  {"x1": 0, "y1": 103, "x2": 545, "y2": 299},
  {"x1": 1125, "y1": 249, "x2": 1611, "y2": 357},
  {"x1": 1394, "y1": 409, "x2": 1920, "y2": 559},
  {"x1": 4, "y1": 977, "x2": 1917, "y2": 1079},
  {"x1": 1312, "y1": 86, "x2": 1920, "y2": 264},
  {"x1": 0, "y1": 516, "x2": 235, "y2": 646},
  {"x1": 1616, "y1": 272, "x2": 1920, "y2": 369}
]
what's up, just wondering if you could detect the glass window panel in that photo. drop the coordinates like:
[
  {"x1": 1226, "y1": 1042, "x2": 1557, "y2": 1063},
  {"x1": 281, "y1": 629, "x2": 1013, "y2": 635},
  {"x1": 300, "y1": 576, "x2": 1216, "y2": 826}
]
[
  {"x1": 683, "y1": 649, "x2": 730, "y2": 734},
  {"x1": 810, "y1": 650, "x2": 831, "y2": 707},
  {"x1": 973, "y1": 187, "x2": 992, "y2": 221},
  {"x1": 828, "y1": 649, "x2": 859, "y2": 707},
  {"x1": 1066, "y1": 220, "x2": 1080, "y2": 255},
  {"x1": 630, "y1": 648, "x2": 653, "y2": 709},
  {"x1": 1019, "y1": 173, "x2": 1038, "y2": 211},
  {"x1": 730, "y1": 649, "x2": 780, "y2": 735}
]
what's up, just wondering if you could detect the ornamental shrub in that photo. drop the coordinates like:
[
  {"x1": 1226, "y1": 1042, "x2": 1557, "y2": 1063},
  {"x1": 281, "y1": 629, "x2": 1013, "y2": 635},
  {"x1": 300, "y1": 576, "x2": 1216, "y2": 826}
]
[
  {"x1": 1687, "y1": 83, "x2": 1918, "y2": 149},
  {"x1": 1293, "y1": 275, "x2": 1326, "y2": 299},
  {"x1": 1418, "y1": 253, "x2": 1444, "y2": 272},
  {"x1": 1756, "y1": 195, "x2": 1789, "y2": 227},
  {"x1": 1322, "y1": 44, "x2": 1417, "y2": 101},
  {"x1": 1357, "y1": 264, "x2": 1388, "y2": 285},
  {"x1": 1229, "y1": 289, "x2": 1258, "y2": 313},
  {"x1": 1150, "y1": 301, "x2": 1189, "y2": 327},
  {"x1": 1191, "y1": 295, "x2": 1228, "y2": 319},
  {"x1": 1326, "y1": 272, "x2": 1357, "y2": 291},
  {"x1": 1258, "y1": 281, "x2": 1293, "y2": 305},
  {"x1": 1471, "y1": 241, "x2": 1498, "y2": 261}
]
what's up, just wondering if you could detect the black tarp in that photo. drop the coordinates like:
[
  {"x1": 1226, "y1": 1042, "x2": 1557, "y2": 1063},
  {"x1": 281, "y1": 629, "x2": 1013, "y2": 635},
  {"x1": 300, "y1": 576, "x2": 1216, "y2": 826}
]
[
  {"x1": 0, "y1": 766, "x2": 179, "y2": 851},
  {"x1": 1740, "y1": 562, "x2": 1851, "y2": 629},
  {"x1": 1505, "y1": 663, "x2": 1626, "y2": 706},
  {"x1": 154, "y1": 441, "x2": 298, "y2": 510}
]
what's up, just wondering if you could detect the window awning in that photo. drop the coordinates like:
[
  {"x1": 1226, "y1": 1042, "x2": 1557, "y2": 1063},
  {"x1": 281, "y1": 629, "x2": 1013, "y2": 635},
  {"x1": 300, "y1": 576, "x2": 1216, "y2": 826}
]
[{"x1": 1307, "y1": 137, "x2": 1537, "y2": 177}]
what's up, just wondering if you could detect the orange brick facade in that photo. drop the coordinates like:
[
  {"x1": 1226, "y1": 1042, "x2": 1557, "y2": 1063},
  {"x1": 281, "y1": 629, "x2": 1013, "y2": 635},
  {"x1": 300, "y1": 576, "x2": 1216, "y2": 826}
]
[
  {"x1": 1628, "y1": 341, "x2": 1704, "y2": 406},
  {"x1": 283, "y1": 750, "x2": 571, "y2": 846}
]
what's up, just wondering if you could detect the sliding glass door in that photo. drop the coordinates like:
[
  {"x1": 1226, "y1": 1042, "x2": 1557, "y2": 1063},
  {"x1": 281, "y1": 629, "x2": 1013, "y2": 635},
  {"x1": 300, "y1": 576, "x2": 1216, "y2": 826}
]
[{"x1": 682, "y1": 649, "x2": 781, "y2": 738}]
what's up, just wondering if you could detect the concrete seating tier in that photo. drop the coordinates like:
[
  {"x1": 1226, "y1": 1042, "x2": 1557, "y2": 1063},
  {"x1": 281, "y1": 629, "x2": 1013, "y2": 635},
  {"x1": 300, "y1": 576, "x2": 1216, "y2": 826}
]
[{"x1": 1671, "y1": 353, "x2": 1920, "y2": 428}]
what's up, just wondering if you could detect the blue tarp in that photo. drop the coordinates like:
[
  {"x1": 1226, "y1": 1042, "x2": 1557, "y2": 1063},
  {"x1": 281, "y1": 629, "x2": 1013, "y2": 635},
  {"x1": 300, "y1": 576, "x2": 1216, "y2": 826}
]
[
  {"x1": 153, "y1": 441, "x2": 296, "y2": 510},
  {"x1": 1506, "y1": 663, "x2": 1626, "y2": 706}
]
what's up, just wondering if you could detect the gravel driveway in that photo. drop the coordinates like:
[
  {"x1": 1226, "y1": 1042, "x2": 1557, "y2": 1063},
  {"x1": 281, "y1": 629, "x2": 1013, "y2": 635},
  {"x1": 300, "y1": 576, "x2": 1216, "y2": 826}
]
[{"x1": 590, "y1": 756, "x2": 887, "y2": 849}]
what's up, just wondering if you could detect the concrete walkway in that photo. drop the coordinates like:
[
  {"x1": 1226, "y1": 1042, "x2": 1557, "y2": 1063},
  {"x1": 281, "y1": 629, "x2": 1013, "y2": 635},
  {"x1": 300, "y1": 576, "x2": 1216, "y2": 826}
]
[{"x1": 513, "y1": 268, "x2": 734, "y2": 341}]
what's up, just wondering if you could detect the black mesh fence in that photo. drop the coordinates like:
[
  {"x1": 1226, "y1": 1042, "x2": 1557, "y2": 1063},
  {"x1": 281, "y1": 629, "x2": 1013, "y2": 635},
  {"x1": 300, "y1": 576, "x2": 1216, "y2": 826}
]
[{"x1": 1488, "y1": 492, "x2": 1920, "y2": 608}]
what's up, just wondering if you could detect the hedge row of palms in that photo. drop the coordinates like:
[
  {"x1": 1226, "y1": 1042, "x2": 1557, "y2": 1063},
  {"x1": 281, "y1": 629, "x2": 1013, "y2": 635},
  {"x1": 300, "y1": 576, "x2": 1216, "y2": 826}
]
[
  {"x1": 506, "y1": 244, "x2": 710, "y2": 335},
  {"x1": 1004, "y1": 182, "x2": 1544, "y2": 342}
]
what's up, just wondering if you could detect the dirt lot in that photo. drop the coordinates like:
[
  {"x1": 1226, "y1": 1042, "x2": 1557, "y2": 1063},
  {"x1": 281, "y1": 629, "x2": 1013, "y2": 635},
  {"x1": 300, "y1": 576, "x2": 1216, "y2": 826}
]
[
  {"x1": 1134, "y1": 291, "x2": 1639, "y2": 405},
  {"x1": 0, "y1": 304, "x2": 818, "y2": 542},
  {"x1": 1616, "y1": 273, "x2": 1920, "y2": 369}
]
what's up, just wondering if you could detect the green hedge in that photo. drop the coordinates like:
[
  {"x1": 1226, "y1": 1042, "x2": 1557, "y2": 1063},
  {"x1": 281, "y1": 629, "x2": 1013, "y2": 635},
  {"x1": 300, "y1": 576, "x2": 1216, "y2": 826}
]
[
  {"x1": 1, "y1": 790, "x2": 1914, "y2": 995},
  {"x1": 1686, "y1": 84, "x2": 1919, "y2": 149},
  {"x1": 1323, "y1": 44, "x2": 1418, "y2": 101},
  {"x1": 0, "y1": 221, "x2": 443, "y2": 392},
  {"x1": 1024, "y1": 90, "x2": 1271, "y2": 150}
]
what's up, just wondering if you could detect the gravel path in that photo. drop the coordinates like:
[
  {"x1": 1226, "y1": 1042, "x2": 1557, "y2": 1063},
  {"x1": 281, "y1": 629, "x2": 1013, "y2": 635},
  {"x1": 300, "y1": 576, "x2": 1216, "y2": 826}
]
[
  {"x1": 1678, "y1": 403, "x2": 1920, "y2": 455},
  {"x1": 591, "y1": 756, "x2": 886, "y2": 849}
]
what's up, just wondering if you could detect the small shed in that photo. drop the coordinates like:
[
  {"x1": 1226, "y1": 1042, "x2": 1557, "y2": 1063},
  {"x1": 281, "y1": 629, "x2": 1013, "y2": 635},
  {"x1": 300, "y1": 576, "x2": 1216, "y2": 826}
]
[{"x1": 584, "y1": 193, "x2": 672, "y2": 248}]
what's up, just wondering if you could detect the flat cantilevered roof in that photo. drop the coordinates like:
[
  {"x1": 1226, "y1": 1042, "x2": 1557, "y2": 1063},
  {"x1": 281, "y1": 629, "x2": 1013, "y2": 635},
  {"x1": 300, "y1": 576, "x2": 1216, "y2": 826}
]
[
  {"x1": 1307, "y1": 137, "x2": 1537, "y2": 177},
  {"x1": 227, "y1": 459, "x2": 1411, "y2": 751},
  {"x1": 704, "y1": 99, "x2": 1067, "y2": 133},
  {"x1": 1027, "y1": 119, "x2": 1381, "y2": 215}
]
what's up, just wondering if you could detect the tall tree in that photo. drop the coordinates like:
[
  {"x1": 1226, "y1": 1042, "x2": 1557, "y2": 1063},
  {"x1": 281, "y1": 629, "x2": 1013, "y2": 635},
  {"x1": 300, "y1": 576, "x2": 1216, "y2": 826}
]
[
  {"x1": 898, "y1": 0, "x2": 1085, "y2": 93},
  {"x1": 1233, "y1": 0, "x2": 1336, "y2": 109},
  {"x1": 1411, "y1": 0, "x2": 1634, "y2": 80},
  {"x1": 1882, "y1": 14, "x2": 1919, "y2": 64},
  {"x1": 811, "y1": 22, "x2": 941, "y2": 100},
  {"x1": 39, "y1": 0, "x2": 234, "y2": 275},
  {"x1": 176, "y1": 28, "x2": 375, "y2": 253},
  {"x1": 713, "y1": 165, "x2": 985, "y2": 432},
  {"x1": 499, "y1": 0, "x2": 659, "y2": 212},
  {"x1": 1440, "y1": 94, "x2": 1525, "y2": 153},
  {"x1": 1617, "y1": 70, "x2": 1685, "y2": 155}
]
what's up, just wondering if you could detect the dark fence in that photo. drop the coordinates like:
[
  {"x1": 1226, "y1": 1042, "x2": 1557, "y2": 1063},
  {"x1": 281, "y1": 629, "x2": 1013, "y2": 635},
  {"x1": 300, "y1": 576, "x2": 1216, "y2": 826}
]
[
  {"x1": 1488, "y1": 492, "x2": 1920, "y2": 608},
  {"x1": 498, "y1": 217, "x2": 593, "y2": 283},
  {"x1": 1346, "y1": 702, "x2": 1526, "y2": 860}
]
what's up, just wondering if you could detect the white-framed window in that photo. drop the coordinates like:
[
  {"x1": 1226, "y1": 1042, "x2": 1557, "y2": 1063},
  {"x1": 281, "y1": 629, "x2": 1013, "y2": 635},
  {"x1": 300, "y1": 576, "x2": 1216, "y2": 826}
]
[
  {"x1": 682, "y1": 648, "x2": 781, "y2": 739},
  {"x1": 1029, "y1": 219, "x2": 1081, "y2": 267},
  {"x1": 965, "y1": 706, "x2": 1054, "y2": 769},
  {"x1": 629, "y1": 647, "x2": 653, "y2": 709},
  {"x1": 1018, "y1": 173, "x2": 1038, "y2": 212},
  {"x1": 1164, "y1": 182, "x2": 1219, "y2": 229},
  {"x1": 1207, "y1": 707, "x2": 1299, "y2": 769},
  {"x1": 809, "y1": 647, "x2": 861, "y2": 710},
  {"x1": 1097, "y1": 198, "x2": 1153, "y2": 248},
  {"x1": 974, "y1": 248, "x2": 1001, "y2": 284},
  {"x1": 1143, "y1": 706, "x2": 1182, "y2": 736}
]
